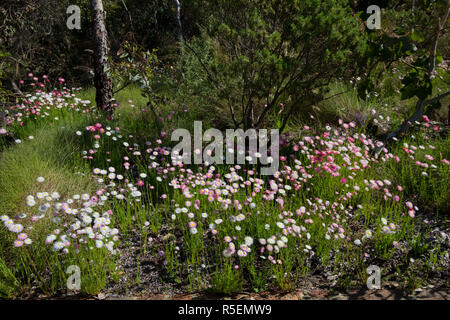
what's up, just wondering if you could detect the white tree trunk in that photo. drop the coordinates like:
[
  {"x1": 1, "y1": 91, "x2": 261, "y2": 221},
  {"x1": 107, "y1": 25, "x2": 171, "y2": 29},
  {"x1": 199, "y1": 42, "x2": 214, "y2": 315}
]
[
  {"x1": 89, "y1": 0, "x2": 113, "y2": 115},
  {"x1": 174, "y1": 0, "x2": 183, "y2": 42}
]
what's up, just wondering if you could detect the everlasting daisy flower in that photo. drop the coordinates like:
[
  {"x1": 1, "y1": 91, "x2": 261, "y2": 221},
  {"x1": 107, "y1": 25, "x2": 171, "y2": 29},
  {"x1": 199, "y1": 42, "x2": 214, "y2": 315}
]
[
  {"x1": 188, "y1": 221, "x2": 197, "y2": 228},
  {"x1": 14, "y1": 240, "x2": 24, "y2": 247},
  {"x1": 17, "y1": 233, "x2": 28, "y2": 240},
  {"x1": 237, "y1": 249, "x2": 247, "y2": 257},
  {"x1": 53, "y1": 241, "x2": 64, "y2": 250},
  {"x1": 131, "y1": 190, "x2": 142, "y2": 197},
  {"x1": 82, "y1": 216, "x2": 92, "y2": 224},
  {"x1": 95, "y1": 240, "x2": 103, "y2": 248},
  {"x1": 276, "y1": 240, "x2": 285, "y2": 248},
  {"x1": 36, "y1": 176, "x2": 45, "y2": 183},
  {"x1": 223, "y1": 249, "x2": 233, "y2": 257},
  {"x1": 244, "y1": 236, "x2": 254, "y2": 246},
  {"x1": 11, "y1": 224, "x2": 24, "y2": 233},
  {"x1": 276, "y1": 222, "x2": 285, "y2": 229}
]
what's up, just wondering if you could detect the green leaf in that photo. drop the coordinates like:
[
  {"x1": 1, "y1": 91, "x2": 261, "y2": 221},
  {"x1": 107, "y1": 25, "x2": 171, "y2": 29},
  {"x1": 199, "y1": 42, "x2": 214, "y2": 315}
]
[
  {"x1": 400, "y1": 71, "x2": 432, "y2": 100},
  {"x1": 410, "y1": 30, "x2": 424, "y2": 43},
  {"x1": 400, "y1": 84, "x2": 416, "y2": 100},
  {"x1": 425, "y1": 100, "x2": 441, "y2": 116}
]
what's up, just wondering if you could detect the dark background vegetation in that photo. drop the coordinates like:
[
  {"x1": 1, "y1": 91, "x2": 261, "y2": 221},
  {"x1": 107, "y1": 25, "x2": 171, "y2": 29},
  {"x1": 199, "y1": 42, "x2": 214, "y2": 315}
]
[{"x1": 0, "y1": 1, "x2": 449, "y2": 131}]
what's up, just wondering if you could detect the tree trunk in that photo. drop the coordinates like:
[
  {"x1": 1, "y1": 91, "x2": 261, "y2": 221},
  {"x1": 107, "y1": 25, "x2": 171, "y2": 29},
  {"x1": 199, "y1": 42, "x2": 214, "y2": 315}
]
[
  {"x1": 89, "y1": 0, "x2": 113, "y2": 115},
  {"x1": 174, "y1": 0, "x2": 183, "y2": 42}
]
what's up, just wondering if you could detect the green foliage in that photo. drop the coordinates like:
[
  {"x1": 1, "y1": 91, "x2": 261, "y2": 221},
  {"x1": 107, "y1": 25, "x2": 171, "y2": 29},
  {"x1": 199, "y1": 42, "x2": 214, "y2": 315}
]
[
  {"x1": 171, "y1": 37, "x2": 229, "y2": 128},
  {"x1": 112, "y1": 41, "x2": 159, "y2": 96},
  {"x1": 0, "y1": 49, "x2": 13, "y2": 102},
  {"x1": 210, "y1": 262, "x2": 243, "y2": 294},
  {"x1": 111, "y1": 40, "x2": 162, "y2": 132},
  {"x1": 179, "y1": 0, "x2": 368, "y2": 130},
  {"x1": 400, "y1": 69, "x2": 432, "y2": 100},
  {"x1": 0, "y1": 257, "x2": 18, "y2": 298},
  {"x1": 356, "y1": 0, "x2": 450, "y2": 105}
]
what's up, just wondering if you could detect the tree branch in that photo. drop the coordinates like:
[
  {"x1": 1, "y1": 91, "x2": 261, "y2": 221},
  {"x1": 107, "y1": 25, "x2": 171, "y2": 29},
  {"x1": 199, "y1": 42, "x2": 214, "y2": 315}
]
[{"x1": 385, "y1": 0, "x2": 450, "y2": 143}]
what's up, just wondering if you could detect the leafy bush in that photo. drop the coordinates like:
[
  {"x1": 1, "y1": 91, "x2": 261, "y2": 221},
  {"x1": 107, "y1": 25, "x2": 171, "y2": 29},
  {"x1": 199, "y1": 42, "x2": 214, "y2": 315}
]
[{"x1": 178, "y1": 0, "x2": 368, "y2": 131}]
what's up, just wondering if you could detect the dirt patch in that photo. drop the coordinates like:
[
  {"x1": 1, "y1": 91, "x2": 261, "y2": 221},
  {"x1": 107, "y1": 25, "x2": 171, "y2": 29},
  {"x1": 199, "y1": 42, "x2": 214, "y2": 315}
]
[{"x1": 100, "y1": 286, "x2": 449, "y2": 300}]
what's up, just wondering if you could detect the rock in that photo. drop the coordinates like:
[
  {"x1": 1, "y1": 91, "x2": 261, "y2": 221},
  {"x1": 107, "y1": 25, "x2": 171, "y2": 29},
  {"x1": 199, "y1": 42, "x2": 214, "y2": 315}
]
[
  {"x1": 162, "y1": 233, "x2": 174, "y2": 241},
  {"x1": 151, "y1": 294, "x2": 171, "y2": 300},
  {"x1": 329, "y1": 293, "x2": 349, "y2": 300},
  {"x1": 97, "y1": 293, "x2": 106, "y2": 300},
  {"x1": 279, "y1": 291, "x2": 304, "y2": 300},
  {"x1": 310, "y1": 289, "x2": 329, "y2": 298}
]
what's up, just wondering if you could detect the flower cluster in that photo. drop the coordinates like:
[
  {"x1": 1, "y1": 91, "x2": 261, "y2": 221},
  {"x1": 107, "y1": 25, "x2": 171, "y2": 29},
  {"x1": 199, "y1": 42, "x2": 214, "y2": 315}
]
[{"x1": 1, "y1": 179, "x2": 119, "y2": 254}]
